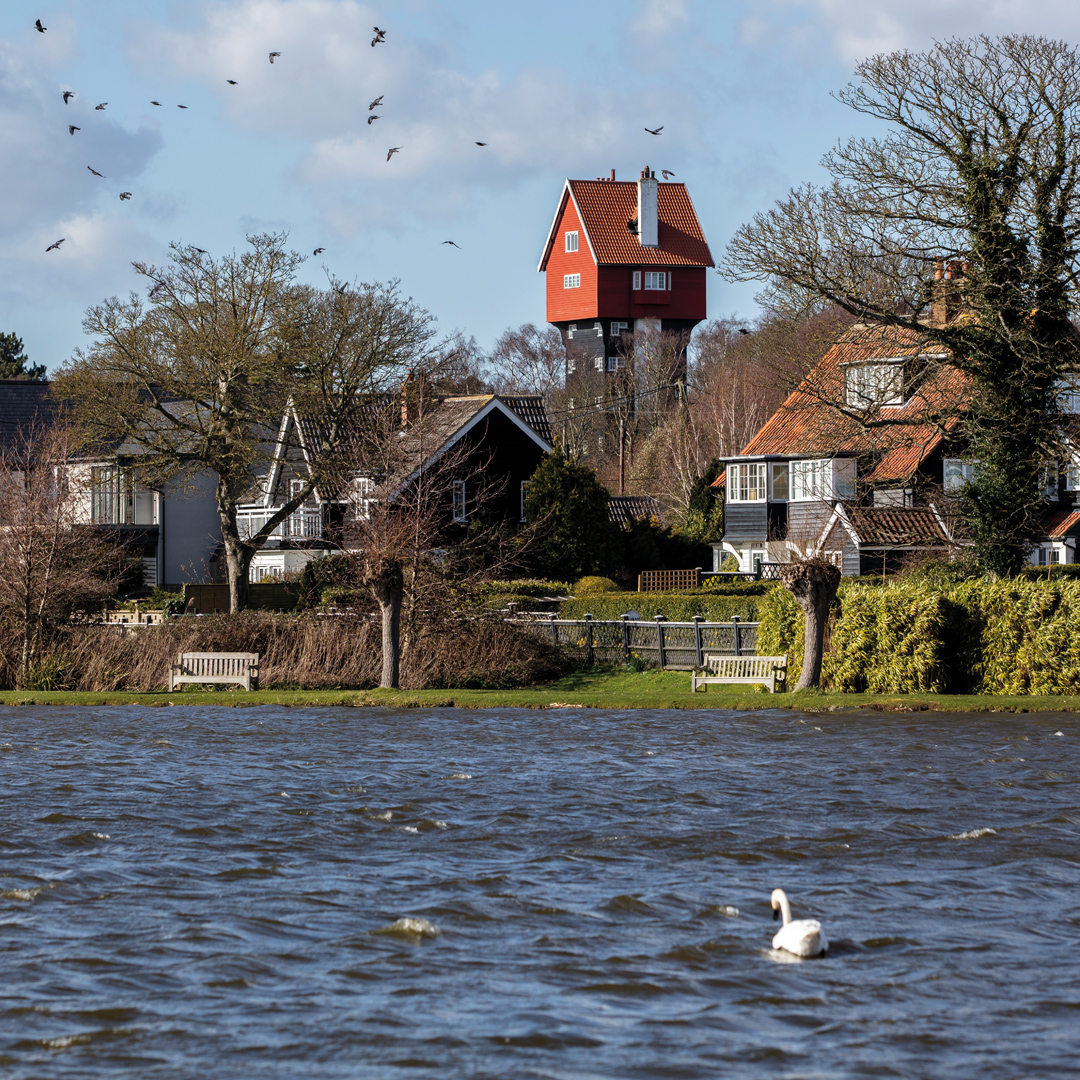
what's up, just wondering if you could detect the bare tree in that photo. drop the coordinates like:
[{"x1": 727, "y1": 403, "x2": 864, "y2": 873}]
[
  {"x1": 779, "y1": 555, "x2": 841, "y2": 690},
  {"x1": 0, "y1": 424, "x2": 130, "y2": 685},
  {"x1": 57, "y1": 234, "x2": 435, "y2": 611},
  {"x1": 726, "y1": 35, "x2": 1080, "y2": 574}
]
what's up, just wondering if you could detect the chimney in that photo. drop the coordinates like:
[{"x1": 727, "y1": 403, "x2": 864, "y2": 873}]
[
  {"x1": 610, "y1": 169, "x2": 616, "y2": 180},
  {"x1": 637, "y1": 166, "x2": 658, "y2": 248},
  {"x1": 930, "y1": 258, "x2": 963, "y2": 327},
  {"x1": 401, "y1": 369, "x2": 430, "y2": 427}
]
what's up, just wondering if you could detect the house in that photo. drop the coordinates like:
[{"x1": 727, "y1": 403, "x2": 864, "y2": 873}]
[
  {"x1": 0, "y1": 379, "x2": 222, "y2": 589},
  {"x1": 712, "y1": 318, "x2": 1080, "y2": 574},
  {"x1": 537, "y1": 168, "x2": 713, "y2": 380},
  {"x1": 242, "y1": 388, "x2": 554, "y2": 582}
]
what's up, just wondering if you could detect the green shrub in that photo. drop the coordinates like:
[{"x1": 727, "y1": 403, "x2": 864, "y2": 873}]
[
  {"x1": 481, "y1": 579, "x2": 572, "y2": 598},
  {"x1": 560, "y1": 591, "x2": 762, "y2": 623},
  {"x1": 573, "y1": 576, "x2": 620, "y2": 595},
  {"x1": 755, "y1": 585, "x2": 803, "y2": 680}
]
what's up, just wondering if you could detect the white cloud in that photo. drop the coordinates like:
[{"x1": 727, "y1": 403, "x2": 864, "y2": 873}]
[
  {"x1": 774, "y1": 0, "x2": 1080, "y2": 66},
  {"x1": 131, "y1": 0, "x2": 686, "y2": 232},
  {"x1": 631, "y1": 0, "x2": 690, "y2": 39}
]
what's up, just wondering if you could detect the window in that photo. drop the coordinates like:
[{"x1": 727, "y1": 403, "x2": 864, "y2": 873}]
[
  {"x1": 1058, "y1": 375, "x2": 1080, "y2": 414},
  {"x1": 565, "y1": 230, "x2": 579, "y2": 253},
  {"x1": 593, "y1": 356, "x2": 604, "y2": 371},
  {"x1": 845, "y1": 361, "x2": 904, "y2": 407},
  {"x1": 354, "y1": 477, "x2": 375, "y2": 520},
  {"x1": 791, "y1": 459, "x2": 830, "y2": 501},
  {"x1": 943, "y1": 458, "x2": 976, "y2": 492},
  {"x1": 520, "y1": 481, "x2": 531, "y2": 522},
  {"x1": 770, "y1": 463, "x2": 789, "y2": 501},
  {"x1": 632, "y1": 271, "x2": 641, "y2": 290},
  {"x1": 567, "y1": 323, "x2": 576, "y2": 339},
  {"x1": 452, "y1": 480, "x2": 466, "y2": 522},
  {"x1": 563, "y1": 273, "x2": 580, "y2": 289},
  {"x1": 610, "y1": 321, "x2": 629, "y2": 339},
  {"x1": 643, "y1": 271, "x2": 666, "y2": 290},
  {"x1": 727, "y1": 462, "x2": 767, "y2": 502},
  {"x1": 606, "y1": 356, "x2": 624, "y2": 371},
  {"x1": 1068, "y1": 455, "x2": 1080, "y2": 491},
  {"x1": 567, "y1": 356, "x2": 577, "y2": 375},
  {"x1": 594, "y1": 322, "x2": 603, "y2": 337},
  {"x1": 823, "y1": 550, "x2": 843, "y2": 568},
  {"x1": 90, "y1": 466, "x2": 157, "y2": 525},
  {"x1": 1035, "y1": 544, "x2": 1062, "y2": 565},
  {"x1": 750, "y1": 550, "x2": 766, "y2": 573}
]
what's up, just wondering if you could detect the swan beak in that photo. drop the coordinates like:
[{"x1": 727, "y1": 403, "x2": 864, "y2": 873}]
[{"x1": 772, "y1": 908, "x2": 779, "y2": 921}]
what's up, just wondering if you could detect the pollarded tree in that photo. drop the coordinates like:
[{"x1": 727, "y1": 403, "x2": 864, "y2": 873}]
[
  {"x1": 56, "y1": 234, "x2": 435, "y2": 611},
  {"x1": 726, "y1": 35, "x2": 1080, "y2": 576}
]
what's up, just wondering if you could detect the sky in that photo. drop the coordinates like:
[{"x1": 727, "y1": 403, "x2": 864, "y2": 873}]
[{"x1": 5, "y1": 0, "x2": 1080, "y2": 374}]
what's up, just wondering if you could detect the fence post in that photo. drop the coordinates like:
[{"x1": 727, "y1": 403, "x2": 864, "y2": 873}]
[
  {"x1": 732, "y1": 615, "x2": 742, "y2": 657},
  {"x1": 622, "y1": 613, "x2": 631, "y2": 662},
  {"x1": 550, "y1": 613, "x2": 558, "y2": 647},
  {"x1": 695, "y1": 567, "x2": 701, "y2": 588},
  {"x1": 637, "y1": 573, "x2": 643, "y2": 592},
  {"x1": 585, "y1": 613, "x2": 594, "y2": 666},
  {"x1": 693, "y1": 614, "x2": 704, "y2": 668},
  {"x1": 655, "y1": 614, "x2": 667, "y2": 669}
]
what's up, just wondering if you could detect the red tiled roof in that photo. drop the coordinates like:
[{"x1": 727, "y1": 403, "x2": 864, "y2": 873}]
[
  {"x1": 713, "y1": 323, "x2": 970, "y2": 484},
  {"x1": 540, "y1": 179, "x2": 714, "y2": 270},
  {"x1": 847, "y1": 506, "x2": 951, "y2": 546},
  {"x1": 1045, "y1": 508, "x2": 1080, "y2": 538}
]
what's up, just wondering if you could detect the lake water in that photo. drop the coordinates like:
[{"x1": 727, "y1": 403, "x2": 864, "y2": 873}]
[{"x1": 1, "y1": 705, "x2": 1078, "y2": 1078}]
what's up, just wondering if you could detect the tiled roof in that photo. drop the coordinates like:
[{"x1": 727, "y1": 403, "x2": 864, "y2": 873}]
[
  {"x1": 716, "y1": 323, "x2": 969, "y2": 484},
  {"x1": 609, "y1": 494, "x2": 663, "y2": 526},
  {"x1": 542, "y1": 180, "x2": 714, "y2": 269},
  {"x1": 1045, "y1": 508, "x2": 1080, "y2": 538},
  {"x1": 0, "y1": 380, "x2": 59, "y2": 453},
  {"x1": 848, "y1": 506, "x2": 952, "y2": 546},
  {"x1": 500, "y1": 396, "x2": 553, "y2": 445}
]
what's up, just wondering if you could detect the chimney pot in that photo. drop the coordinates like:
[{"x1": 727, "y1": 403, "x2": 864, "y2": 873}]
[{"x1": 610, "y1": 168, "x2": 615, "y2": 180}]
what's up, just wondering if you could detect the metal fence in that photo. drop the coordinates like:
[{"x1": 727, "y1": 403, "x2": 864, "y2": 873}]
[{"x1": 511, "y1": 615, "x2": 759, "y2": 670}]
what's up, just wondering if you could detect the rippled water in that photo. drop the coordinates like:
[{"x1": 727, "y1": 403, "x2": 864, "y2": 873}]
[{"x1": 2, "y1": 706, "x2": 1079, "y2": 1078}]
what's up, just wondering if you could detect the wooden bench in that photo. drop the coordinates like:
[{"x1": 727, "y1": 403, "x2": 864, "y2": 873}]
[
  {"x1": 691, "y1": 654, "x2": 787, "y2": 693},
  {"x1": 169, "y1": 652, "x2": 260, "y2": 691}
]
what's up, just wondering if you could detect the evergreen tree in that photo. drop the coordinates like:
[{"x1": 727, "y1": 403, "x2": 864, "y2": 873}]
[
  {"x1": 524, "y1": 450, "x2": 621, "y2": 582},
  {"x1": 0, "y1": 333, "x2": 47, "y2": 381}
]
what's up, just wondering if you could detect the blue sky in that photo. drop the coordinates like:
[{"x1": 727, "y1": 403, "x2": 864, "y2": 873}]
[{"x1": 4, "y1": 0, "x2": 1080, "y2": 373}]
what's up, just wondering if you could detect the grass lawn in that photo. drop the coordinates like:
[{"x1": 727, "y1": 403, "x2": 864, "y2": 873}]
[{"x1": 0, "y1": 666, "x2": 1078, "y2": 712}]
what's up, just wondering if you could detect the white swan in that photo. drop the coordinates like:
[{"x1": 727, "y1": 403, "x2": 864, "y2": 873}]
[{"x1": 770, "y1": 888, "x2": 827, "y2": 958}]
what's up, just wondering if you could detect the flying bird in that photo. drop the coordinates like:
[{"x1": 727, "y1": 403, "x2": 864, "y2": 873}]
[
  {"x1": 738, "y1": 328, "x2": 751, "y2": 335},
  {"x1": 149, "y1": 281, "x2": 165, "y2": 298},
  {"x1": 387, "y1": 146, "x2": 401, "y2": 161},
  {"x1": 661, "y1": 169, "x2": 675, "y2": 179},
  {"x1": 269, "y1": 51, "x2": 281, "y2": 63},
  {"x1": 151, "y1": 100, "x2": 162, "y2": 106},
  {"x1": 68, "y1": 125, "x2": 80, "y2": 135},
  {"x1": 87, "y1": 165, "x2": 104, "y2": 177},
  {"x1": 369, "y1": 95, "x2": 383, "y2": 110},
  {"x1": 177, "y1": 104, "x2": 188, "y2": 109},
  {"x1": 645, "y1": 125, "x2": 663, "y2": 135},
  {"x1": 63, "y1": 91, "x2": 75, "y2": 104},
  {"x1": 119, "y1": 192, "x2": 132, "y2": 201},
  {"x1": 95, "y1": 102, "x2": 108, "y2": 110},
  {"x1": 475, "y1": 141, "x2": 487, "y2": 146},
  {"x1": 335, "y1": 284, "x2": 348, "y2": 295},
  {"x1": 313, "y1": 247, "x2": 325, "y2": 255},
  {"x1": 227, "y1": 79, "x2": 238, "y2": 85},
  {"x1": 35, "y1": 19, "x2": 46, "y2": 32},
  {"x1": 367, "y1": 114, "x2": 380, "y2": 124},
  {"x1": 46, "y1": 238, "x2": 65, "y2": 251},
  {"x1": 371, "y1": 27, "x2": 386, "y2": 46},
  {"x1": 193, "y1": 247, "x2": 208, "y2": 254},
  {"x1": 442, "y1": 240, "x2": 460, "y2": 248}
]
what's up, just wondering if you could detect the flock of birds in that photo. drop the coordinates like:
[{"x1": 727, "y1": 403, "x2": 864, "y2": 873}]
[{"x1": 33, "y1": 15, "x2": 677, "y2": 264}]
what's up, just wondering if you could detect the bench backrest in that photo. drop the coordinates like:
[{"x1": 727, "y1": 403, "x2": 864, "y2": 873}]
[
  {"x1": 707, "y1": 654, "x2": 785, "y2": 676},
  {"x1": 177, "y1": 652, "x2": 259, "y2": 676}
]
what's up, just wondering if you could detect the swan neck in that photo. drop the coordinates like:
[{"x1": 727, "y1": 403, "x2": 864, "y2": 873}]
[{"x1": 776, "y1": 891, "x2": 792, "y2": 926}]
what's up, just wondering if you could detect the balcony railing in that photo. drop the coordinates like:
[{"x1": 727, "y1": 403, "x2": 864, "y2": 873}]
[{"x1": 237, "y1": 507, "x2": 322, "y2": 541}]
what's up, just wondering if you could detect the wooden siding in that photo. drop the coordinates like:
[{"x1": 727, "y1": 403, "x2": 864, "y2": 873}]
[
  {"x1": 545, "y1": 196, "x2": 600, "y2": 323},
  {"x1": 722, "y1": 502, "x2": 768, "y2": 543}
]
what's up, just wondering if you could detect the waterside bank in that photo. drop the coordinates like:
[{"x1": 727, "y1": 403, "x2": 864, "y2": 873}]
[{"x1": 2, "y1": 667, "x2": 1079, "y2": 713}]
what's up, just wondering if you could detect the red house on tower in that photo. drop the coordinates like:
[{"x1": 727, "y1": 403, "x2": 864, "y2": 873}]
[{"x1": 537, "y1": 167, "x2": 714, "y2": 379}]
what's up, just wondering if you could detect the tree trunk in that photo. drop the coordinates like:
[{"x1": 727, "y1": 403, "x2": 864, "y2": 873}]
[
  {"x1": 370, "y1": 558, "x2": 403, "y2": 689},
  {"x1": 779, "y1": 559, "x2": 841, "y2": 690},
  {"x1": 221, "y1": 531, "x2": 253, "y2": 613}
]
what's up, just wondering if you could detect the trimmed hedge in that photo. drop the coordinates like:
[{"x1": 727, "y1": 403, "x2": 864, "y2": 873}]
[{"x1": 560, "y1": 591, "x2": 764, "y2": 623}]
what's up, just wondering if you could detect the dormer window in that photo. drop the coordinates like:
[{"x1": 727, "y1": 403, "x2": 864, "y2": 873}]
[
  {"x1": 845, "y1": 360, "x2": 904, "y2": 407},
  {"x1": 565, "y1": 230, "x2": 579, "y2": 253}
]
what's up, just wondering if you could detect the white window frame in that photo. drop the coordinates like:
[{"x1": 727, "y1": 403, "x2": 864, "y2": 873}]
[
  {"x1": 790, "y1": 459, "x2": 830, "y2": 501},
  {"x1": 354, "y1": 476, "x2": 375, "y2": 520},
  {"x1": 563, "y1": 273, "x2": 581, "y2": 289},
  {"x1": 565, "y1": 230, "x2": 579, "y2": 253},
  {"x1": 943, "y1": 458, "x2": 977, "y2": 492},
  {"x1": 567, "y1": 323, "x2": 576, "y2": 339},
  {"x1": 845, "y1": 360, "x2": 905, "y2": 408},
  {"x1": 452, "y1": 480, "x2": 466, "y2": 523},
  {"x1": 566, "y1": 356, "x2": 577, "y2": 375},
  {"x1": 606, "y1": 356, "x2": 624, "y2": 371},
  {"x1": 1067, "y1": 454, "x2": 1080, "y2": 491},
  {"x1": 823, "y1": 550, "x2": 843, "y2": 568},
  {"x1": 727, "y1": 462, "x2": 767, "y2": 502},
  {"x1": 610, "y1": 321, "x2": 629, "y2": 339},
  {"x1": 1057, "y1": 375, "x2": 1080, "y2": 414},
  {"x1": 593, "y1": 356, "x2": 604, "y2": 371},
  {"x1": 643, "y1": 271, "x2": 666, "y2": 290},
  {"x1": 520, "y1": 480, "x2": 530, "y2": 522},
  {"x1": 632, "y1": 271, "x2": 641, "y2": 290},
  {"x1": 593, "y1": 321, "x2": 603, "y2": 337}
]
